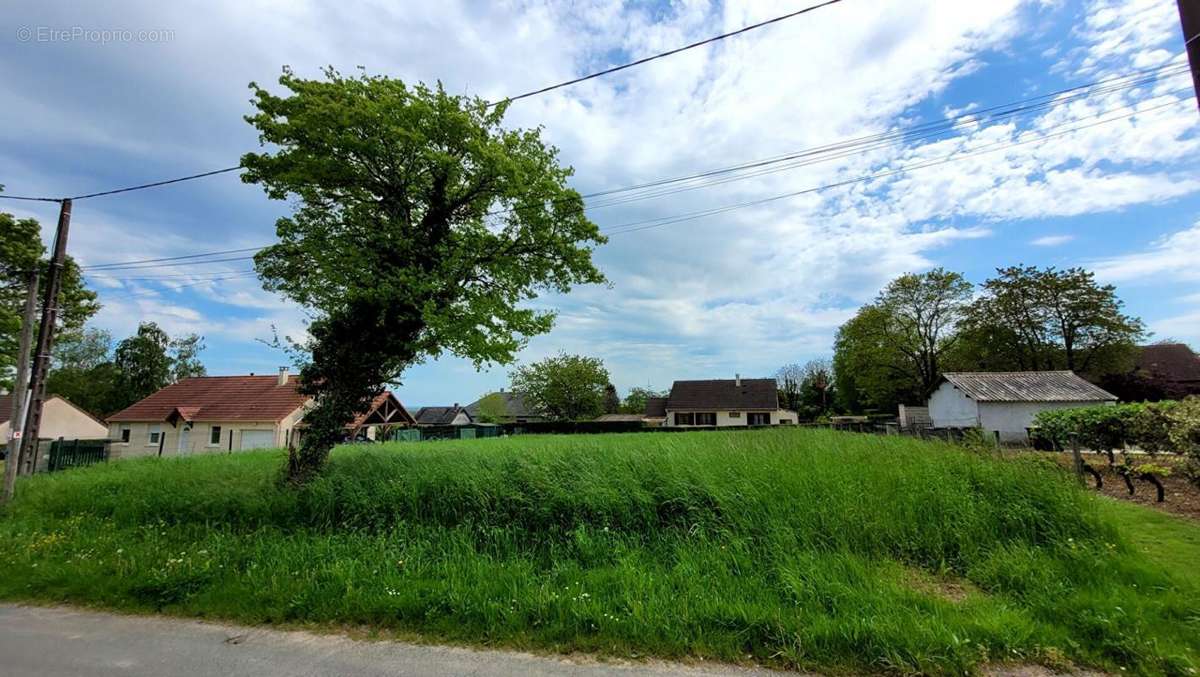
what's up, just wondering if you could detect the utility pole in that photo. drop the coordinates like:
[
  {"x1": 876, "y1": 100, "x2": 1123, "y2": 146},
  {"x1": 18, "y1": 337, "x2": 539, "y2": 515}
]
[
  {"x1": 1179, "y1": 0, "x2": 1200, "y2": 112},
  {"x1": 18, "y1": 198, "x2": 72, "y2": 476},
  {"x1": 2, "y1": 270, "x2": 39, "y2": 503}
]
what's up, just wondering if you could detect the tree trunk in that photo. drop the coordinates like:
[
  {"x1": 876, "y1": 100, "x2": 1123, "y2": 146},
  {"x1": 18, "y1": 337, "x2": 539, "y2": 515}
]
[{"x1": 286, "y1": 302, "x2": 424, "y2": 484}]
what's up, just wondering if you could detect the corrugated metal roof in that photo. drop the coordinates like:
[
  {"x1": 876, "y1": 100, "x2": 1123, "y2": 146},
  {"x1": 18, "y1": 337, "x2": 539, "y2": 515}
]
[{"x1": 941, "y1": 371, "x2": 1117, "y2": 402}]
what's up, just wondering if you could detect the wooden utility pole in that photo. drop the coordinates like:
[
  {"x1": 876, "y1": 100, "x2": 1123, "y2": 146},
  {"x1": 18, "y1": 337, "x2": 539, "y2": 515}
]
[
  {"x1": 18, "y1": 199, "x2": 72, "y2": 476},
  {"x1": 1179, "y1": 0, "x2": 1200, "y2": 111},
  {"x1": 2, "y1": 270, "x2": 39, "y2": 503}
]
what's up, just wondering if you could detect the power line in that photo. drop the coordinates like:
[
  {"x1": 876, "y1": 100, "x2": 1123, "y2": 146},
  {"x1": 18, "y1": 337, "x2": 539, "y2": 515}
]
[
  {"x1": 86, "y1": 268, "x2": 256, "y2": 282},
  {"x1": 602, "y1": 93, "x2": 1190, "y2": 236},
  {"x1": 61, "y1": 65, "x2": 1188, "y2": 271},
  {"x1": 81, "y1": 246, "x2": 265, "y2": 270},
  {"x1": 0, "y1": 2, "x2": 845, "y2": 203},
  {"x1": 489, "y1": 0, "x2": 845, "y2": 106},
  {"x1": 80, "y1": 254, "x2": 258, "y2": 272},
  {"x1": 0, "y1": 194, "x2": 62, "y2": 203},
  {"x1": 69, "y1": 166, "x2": 242, "y2": 200},
  {"x1": 570, "y1": 66, "x2": 1190, "y2": 212}
]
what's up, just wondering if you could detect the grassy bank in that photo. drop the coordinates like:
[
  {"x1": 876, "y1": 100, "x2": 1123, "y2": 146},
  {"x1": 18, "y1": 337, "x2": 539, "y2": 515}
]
[{"x1": 1, "y1": 429, "x2": 1197, "y2": 674}]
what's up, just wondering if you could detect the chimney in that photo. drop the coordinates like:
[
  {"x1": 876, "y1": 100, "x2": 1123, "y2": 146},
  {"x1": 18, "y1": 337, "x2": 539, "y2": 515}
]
[
  {"x1": 277, "y1": 366, "x2": 289, "y2": 386},
  {"x1": 735, "y1": 373, "x2": 741, "y2": 387},
  {"x1": 453, "y1": 402, "x2": 459, "y2": 408}
]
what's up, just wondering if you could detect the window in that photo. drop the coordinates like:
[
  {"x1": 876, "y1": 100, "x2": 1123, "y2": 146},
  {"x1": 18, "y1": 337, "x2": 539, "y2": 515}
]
[
  {"x1": 210, "y1": 425, "x2": 222, "y2": 445},
  {"x1": 118, "y1": 425, "x2": 130, "y2": 443},
  {"x1": 694, "y1": 412, "x2": 716, "y2": 426},
  {"x1": 675, "y1": 412, "x2": 695, "y2": 425},
  {"x1": 147, "y1": 424, "x2": 162, "y2": 445},
  {"x1": 748, "y1": 412, "x2": 770, "y2": 426}
]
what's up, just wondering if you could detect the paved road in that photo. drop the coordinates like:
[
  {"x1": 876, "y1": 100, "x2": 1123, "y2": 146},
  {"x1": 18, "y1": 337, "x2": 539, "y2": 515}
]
[{"x1": 0, "y1": 605, "x2": 788, "y2": 676}]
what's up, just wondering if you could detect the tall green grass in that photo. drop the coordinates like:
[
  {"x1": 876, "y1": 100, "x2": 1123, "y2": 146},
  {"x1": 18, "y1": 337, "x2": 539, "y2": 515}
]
[{"x1": 1, "y1": 428, "x2": 1196, "y2": 675}]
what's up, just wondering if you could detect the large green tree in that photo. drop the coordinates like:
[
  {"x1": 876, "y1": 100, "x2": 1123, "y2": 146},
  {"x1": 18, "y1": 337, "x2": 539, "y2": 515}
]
[
  {"x1": 242, "y1": 69, "x2": 605, "y2": 480},
  {"x1": 1, "y1": 213, "x2": 100, "y2": 390},
  {"x1": 44, "y1": 328, "x2": 124, "y2": 418},
  {"x1": 833, "y1": 269, "x2": 972, "y2": 413},
  {"x1": 955, "y1": 266, "x2": 1143, "y2": 376},
  {"x1": 510, "y1": 353, "x2": 610, "y2": 421},
  {"x1": 111, "y1": 322, "x2": 207, "y2": 412},
  {"x1": 620, "y1": 387, "x2": 664, "y2": 415}
]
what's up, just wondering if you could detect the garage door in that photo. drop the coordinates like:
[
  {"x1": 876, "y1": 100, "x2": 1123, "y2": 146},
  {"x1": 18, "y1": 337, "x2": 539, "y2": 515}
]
[{"x1": 239, "y1": 430, "x2": 276, "y2": 450}]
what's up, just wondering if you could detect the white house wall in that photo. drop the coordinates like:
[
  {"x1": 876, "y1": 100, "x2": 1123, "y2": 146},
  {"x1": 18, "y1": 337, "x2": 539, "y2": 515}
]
[
  {"x1": 1, "y1": 397, "x2": 107, "y2": 441},
  {"x1": 928, "y1": 382, "x2": 980, "y2": 428},
  {"x1": 108, "y1": 419, "x2": 294, "y2": 459},
  {"x1": 979, "y1": 400, "x2": 1113, "y2": 443},
  {"x1": 666, "y1": 410, "x2": 797, "y2": 426}
]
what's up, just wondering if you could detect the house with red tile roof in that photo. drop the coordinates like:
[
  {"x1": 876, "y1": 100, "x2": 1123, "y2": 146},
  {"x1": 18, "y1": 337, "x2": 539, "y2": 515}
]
[{"x1": 105, "y1": 367, "x2": 414, "y2": 457}]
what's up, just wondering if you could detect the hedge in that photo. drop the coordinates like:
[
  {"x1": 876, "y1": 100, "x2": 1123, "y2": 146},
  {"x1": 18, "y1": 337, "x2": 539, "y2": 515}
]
[{"x1": 1032, "y1": 397, "x2": 1199, "y2": 459}]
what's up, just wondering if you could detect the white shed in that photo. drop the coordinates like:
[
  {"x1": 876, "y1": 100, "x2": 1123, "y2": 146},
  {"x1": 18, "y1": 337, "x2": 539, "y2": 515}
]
[{"x1": 927, "y1": 371, "x2": 1116, "y2": 442}]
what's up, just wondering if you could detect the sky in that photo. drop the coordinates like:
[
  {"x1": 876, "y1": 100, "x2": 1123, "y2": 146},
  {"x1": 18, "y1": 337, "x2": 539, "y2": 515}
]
[{"x1": 2, "y1": 0, "x2": 1199, "y2": 408}]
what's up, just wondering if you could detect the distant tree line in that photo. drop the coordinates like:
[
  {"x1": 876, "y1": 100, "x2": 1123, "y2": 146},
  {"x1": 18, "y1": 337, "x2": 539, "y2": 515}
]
[
  {"x1": 45, "y1": 322, "x2": 207, "y2": 418},
  {"x1": 831, "y1": 265, "x2": 1146, "y2": 414}
]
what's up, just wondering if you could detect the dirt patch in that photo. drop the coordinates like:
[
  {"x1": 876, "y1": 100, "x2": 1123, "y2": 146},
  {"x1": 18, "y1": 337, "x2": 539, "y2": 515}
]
[{"x1": 904, "y1": 567, "x2": 979, "y2": 603}]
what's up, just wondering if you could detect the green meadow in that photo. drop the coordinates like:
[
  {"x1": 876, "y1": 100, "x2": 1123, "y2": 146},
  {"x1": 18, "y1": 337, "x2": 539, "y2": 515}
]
[{"x1": 2, "y1": 428, "x2": 1197, "y2": 675}]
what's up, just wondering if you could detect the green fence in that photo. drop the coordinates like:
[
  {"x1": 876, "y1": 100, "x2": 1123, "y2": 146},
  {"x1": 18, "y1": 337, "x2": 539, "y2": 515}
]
[
  {"x1": 393, "y1": 425, "x2": 502, "y2": 442},
  {"x1": 47, "y1": 438, "x2": 109, "y2": 472}
]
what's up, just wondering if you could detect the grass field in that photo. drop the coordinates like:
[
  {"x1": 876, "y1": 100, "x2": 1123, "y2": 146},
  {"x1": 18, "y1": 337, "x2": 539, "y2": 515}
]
[{"x1": 1, "y1": 428, "x2": 1197, "y2": 675}]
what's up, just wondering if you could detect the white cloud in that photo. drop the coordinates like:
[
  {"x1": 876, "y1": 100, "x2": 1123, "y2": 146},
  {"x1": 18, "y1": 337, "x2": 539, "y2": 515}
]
[
  {"x1": 1091, "y1": 222, "x2": 1200, "y2": 283},
  {"x1": 1031, "y1": 234, "x2": 1075, "y2": 246}
]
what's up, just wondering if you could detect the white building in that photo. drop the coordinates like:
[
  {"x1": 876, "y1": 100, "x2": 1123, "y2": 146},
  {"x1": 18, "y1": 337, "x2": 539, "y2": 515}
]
[{"x1": 928, "y1": 371, "x2": 1116, "y2": 442}]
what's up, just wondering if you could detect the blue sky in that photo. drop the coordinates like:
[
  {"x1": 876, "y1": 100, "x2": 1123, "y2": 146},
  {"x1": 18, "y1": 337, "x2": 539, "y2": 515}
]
[{"x1": 2, "y1": 0, "x2": 1198, "y2": 408}]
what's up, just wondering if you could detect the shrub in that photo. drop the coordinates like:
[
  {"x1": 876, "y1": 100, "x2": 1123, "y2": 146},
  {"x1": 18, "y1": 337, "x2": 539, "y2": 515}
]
[
  {"x1": 1127, "y1": 401, "x2": 1177, "y2": 454},
  {"x1": 1167, "y1": 396, "x2": 1200, "y2": 487},
  {"x1": 1034, "y1": 401, "x2": 1193, "y2": 460}
]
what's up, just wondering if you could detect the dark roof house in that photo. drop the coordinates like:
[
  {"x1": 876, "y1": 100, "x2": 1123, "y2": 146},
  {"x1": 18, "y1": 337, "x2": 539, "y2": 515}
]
[
  {"x1": 644, "y1": 397, "x2": 667, "y2": 419},
  {"x1": 463, "y1": 390, "x2": 546, "y2": 422},
  {"x1": 656, "y1": 376, "x2": 798, "y2": 427},
  {"x1": 413, "y1": 405, "x2": 471, "y2": 426},
  {"x1": 665, "y1": 378, "x2": 779, "y2": 410},
  {"x1": 1135, "y1": 343, "x2": 1200, "y2": 385}
]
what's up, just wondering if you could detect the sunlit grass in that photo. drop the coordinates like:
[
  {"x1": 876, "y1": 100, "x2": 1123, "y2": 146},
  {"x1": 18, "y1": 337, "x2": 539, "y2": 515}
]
[{"x1": 1, "y1": 428, "x2": 1196, "y2": 674}]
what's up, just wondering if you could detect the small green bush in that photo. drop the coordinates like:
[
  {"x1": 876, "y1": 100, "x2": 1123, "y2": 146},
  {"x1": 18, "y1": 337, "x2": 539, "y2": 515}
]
[{"x1": 1166, "y1": 397, "x2": 1200, "y2": 486}]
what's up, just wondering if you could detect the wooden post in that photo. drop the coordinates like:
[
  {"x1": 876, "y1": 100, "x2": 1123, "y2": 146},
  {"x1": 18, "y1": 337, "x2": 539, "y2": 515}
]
[
  {"x1": 19, "y1": 199, "x2": 72, "y2": 475},
  {"x1": 2, "y1": 270, "x2": 39, "y2": 502},
  {"x1": 1177, "y1": 0, "x2": 1200, "y2": 112},
  {"x1": 1069, "y1": 433, "x2": 1085, "y2": 486}
]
